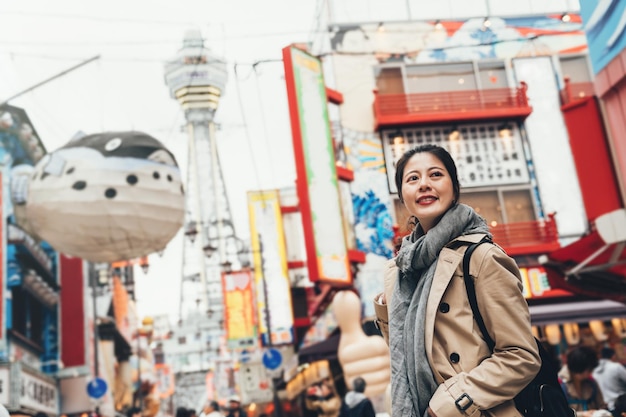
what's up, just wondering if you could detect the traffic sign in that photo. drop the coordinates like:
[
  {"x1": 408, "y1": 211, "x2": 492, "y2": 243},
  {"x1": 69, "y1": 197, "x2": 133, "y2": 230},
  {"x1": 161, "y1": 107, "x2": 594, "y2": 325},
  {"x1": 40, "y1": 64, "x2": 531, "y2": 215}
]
[
  {"x1": 262, "y1": 348, "x2": 282, "y2": 370},
  {"x1": 86, "y1": 377, "x2": 108, "y2": 399}
]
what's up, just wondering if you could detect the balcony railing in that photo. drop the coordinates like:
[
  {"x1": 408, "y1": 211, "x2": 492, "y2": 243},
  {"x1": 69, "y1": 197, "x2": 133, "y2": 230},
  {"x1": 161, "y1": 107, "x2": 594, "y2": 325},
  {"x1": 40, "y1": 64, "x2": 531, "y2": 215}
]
[
  {"x1": 373, "y1": 83, "x2": 532, "y2": 129},
  {"x1": 490, "y1": 213, "x2": 560, "y2": 256},
  {"x1": 393, "y1": 214, "x2": 560, "y2": 257},
  {"x1": 560, "y1": 78, "x2": 595, "y2": 105}
]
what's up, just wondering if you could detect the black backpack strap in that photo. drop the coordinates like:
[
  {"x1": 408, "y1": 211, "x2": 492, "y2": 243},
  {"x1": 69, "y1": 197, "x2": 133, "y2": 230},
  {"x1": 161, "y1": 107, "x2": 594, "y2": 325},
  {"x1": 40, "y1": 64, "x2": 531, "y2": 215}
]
[{"x1": 463, "y1": 236, "x2": 496, "y2": 352}]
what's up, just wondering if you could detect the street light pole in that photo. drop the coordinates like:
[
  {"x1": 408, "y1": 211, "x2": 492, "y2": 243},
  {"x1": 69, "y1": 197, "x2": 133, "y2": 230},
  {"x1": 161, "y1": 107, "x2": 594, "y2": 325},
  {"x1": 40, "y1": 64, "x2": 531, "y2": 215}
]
[
  {"x1": 257, "y1": 234, "x2": 284, "y2": 417},
  {"x1": 91, "y1": 267, "x2": 101, "y2": 417}
]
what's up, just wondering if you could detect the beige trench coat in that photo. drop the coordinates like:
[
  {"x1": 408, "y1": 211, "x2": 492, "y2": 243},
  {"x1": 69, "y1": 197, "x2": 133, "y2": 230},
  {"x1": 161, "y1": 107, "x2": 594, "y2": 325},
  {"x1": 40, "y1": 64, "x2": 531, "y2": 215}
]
[{"x1": 374, "y1": 234, "x2": 541, "y2": 417}]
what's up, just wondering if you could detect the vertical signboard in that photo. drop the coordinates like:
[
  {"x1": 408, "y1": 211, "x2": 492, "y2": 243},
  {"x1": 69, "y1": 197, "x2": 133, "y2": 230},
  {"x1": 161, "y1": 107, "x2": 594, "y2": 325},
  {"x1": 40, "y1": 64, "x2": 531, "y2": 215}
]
[
  {"x1": 0, "y1": 172, "x2": 5, "y2": 355},
  {"x1": 222, "y1": 269, "x2": 257, "y2": 349},
  {"x1": 247, "y1": 190, "x2": 294, "y2": 346},
  {"x1": 282, "y1": 45, "x2": 352, "y2": 286},
  {"x1": 59, "y1": 255, "x2": 87, "y2": 368},
  {"x1": 580, "y1": 0, "x2": 626, "y2": 74}
]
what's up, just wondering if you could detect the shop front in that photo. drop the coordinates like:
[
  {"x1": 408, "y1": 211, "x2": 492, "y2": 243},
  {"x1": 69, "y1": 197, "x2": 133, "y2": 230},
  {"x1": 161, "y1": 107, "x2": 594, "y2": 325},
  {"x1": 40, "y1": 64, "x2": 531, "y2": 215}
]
[{"x1": 0, "y1": 361, "x2": 58, "y2": 416}]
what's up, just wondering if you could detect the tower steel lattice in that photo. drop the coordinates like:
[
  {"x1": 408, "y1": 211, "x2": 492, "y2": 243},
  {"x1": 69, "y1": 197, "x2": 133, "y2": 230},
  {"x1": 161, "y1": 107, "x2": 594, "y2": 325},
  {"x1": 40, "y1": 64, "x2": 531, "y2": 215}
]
[{"x1": 164, "y1": 28, "x2": 245, "y2": 356}]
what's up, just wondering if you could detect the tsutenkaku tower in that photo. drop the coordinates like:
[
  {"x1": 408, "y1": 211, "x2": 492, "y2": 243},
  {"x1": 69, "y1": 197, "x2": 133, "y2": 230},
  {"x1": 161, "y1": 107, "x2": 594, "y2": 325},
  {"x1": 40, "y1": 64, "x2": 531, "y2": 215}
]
[{"x1": 164, "y1": 29, "x2": 237, "y2": 336}]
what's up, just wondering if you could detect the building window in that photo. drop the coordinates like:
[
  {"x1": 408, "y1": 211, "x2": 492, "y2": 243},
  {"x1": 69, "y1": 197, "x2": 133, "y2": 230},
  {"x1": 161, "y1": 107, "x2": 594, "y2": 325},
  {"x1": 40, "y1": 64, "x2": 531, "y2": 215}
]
[
  {"x1": 559, "y1": 55, "x2": 592, "y2": 83},
  {"x1": 375, "y1": 60, "x2": 511, "y2": 96},
  {"x1": 382, "y1": 121, "x2": 529, "y2": 194},
  {"x1": 10, "y1": 287, "x2": 45, "y2": 348},
  {"x1": 460, "y1": 187, "x2": 536, "y2": 227},
  {"x1": 406, "y1": 62, "x2": 477, "y2": 93},
  {"x1": 375, "y1": 66, "x2": 404, "y2": 94},
  {"x1": 478, "y1": 61, "x2": 508, "y2": 89}
]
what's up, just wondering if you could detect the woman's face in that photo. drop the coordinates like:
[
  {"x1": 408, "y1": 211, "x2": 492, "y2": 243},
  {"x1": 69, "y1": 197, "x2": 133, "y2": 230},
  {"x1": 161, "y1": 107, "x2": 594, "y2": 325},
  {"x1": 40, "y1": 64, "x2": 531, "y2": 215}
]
[{"x1": 401, "y1": 151, "x2": 455, "y2": 233}]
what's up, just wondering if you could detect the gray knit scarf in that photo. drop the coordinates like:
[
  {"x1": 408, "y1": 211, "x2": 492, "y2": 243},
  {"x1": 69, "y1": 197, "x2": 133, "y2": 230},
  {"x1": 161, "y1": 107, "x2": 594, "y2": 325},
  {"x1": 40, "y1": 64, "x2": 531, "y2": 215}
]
[{"x1": 389, "y1": 204, "x2": 491, "y2": 417}]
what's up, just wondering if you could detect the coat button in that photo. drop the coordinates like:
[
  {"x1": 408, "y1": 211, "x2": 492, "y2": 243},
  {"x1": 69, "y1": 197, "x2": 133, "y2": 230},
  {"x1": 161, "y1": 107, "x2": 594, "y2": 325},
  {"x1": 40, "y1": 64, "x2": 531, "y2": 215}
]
[
  {"x1": 439, "y1": 302, "x2": 450, "y2": 313},
  {"x1": 450, "y1": 353, "x2": 460, "y2": 363}
]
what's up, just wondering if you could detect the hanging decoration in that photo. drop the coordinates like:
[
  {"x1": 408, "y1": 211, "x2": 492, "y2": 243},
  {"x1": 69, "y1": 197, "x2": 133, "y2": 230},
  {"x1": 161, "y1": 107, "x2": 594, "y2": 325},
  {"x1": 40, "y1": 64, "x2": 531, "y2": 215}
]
[
  {"x1": 11, "y1": 131, "x2": 185, "y2": 263},
  {"x1": 611, "y1": 318, "x2": 626, "y2": 338},
  {"x1": 563, "y1": 322, "x2": 581, "y2": 345},
  {"x1": 589, "y1": 320, "x2": 608, "y2": 342},
  {"x1": 544, "y1": 324, "x2": 562, "y2": 346},
  {"x1": 531, "y1": 326, "x2": 540, "y2": 339}
]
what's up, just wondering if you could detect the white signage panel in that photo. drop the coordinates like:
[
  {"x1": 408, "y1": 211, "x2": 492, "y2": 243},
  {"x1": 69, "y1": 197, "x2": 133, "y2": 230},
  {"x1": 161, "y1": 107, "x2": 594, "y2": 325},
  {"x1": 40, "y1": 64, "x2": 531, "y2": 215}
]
[
  {"x1": 20, "y1": 371, "x2": 58, "y2": 414},
  {"x1": 0, "y1": 368, "x2": 9, "y2": 405}
]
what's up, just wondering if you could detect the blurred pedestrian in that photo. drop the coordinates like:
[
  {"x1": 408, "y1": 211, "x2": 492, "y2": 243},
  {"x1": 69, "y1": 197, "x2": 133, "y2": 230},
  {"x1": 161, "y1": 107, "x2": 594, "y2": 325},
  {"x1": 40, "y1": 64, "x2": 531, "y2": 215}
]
[
  {"x1": 593, "y1": 347, "x2": 626, "y2": 411},
  {"x1": 305, "y1": 380, "x2": 341, "y2": 417},
  {"x1": 127, "y1": 407, "x2": 142, "y2": 417},
  {"x1": 225, "y1": 395, "x2": 247, "y2": 417},
  {"x1": 339, "y1": 377, "x2": 375, "y2": 417},
  {"x1": 613, "y1": 393, "x2": 626, "y2": 417},
  {"x1": 176, "y1": 407, "x2": 189, "y2": 417},
  {"x1": 201, "y1": 400, "x2": 222, "y2": 417},
  {"x1": 559, "y1": 345, "x2": 607, "y2": 417}
]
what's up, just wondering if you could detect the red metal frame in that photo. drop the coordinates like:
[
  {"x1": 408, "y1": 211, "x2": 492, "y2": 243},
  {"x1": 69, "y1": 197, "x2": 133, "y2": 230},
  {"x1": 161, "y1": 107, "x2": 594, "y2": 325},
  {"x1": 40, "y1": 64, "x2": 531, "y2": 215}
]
[
  {"x1": 560, "y1": 78, "x2": 595, "y2": 105},
  {"x1": 393, "y1": 215, "x2": 561, "y2": 257},
  {"x1": 283, "y1": 46, "x2": 321, "y2": 283},
  {"x1": 490, "y1": 213, "x2": 561, "y2": 256},
  {"x1": 326, "y1": 87, "x2": 344, "y2": 105},
  {"x1": 280, "y1": 205, "x2": 300, "y2": 214},
  {"x1": 373, "y1": 84, "x2": 532, "y2": 129},
  {"x1": 336, "y1": 166, "x2": 354, "y2": 182},
  {"x1": 561, "y1": 96, "x2": 622, "y2": 220}
]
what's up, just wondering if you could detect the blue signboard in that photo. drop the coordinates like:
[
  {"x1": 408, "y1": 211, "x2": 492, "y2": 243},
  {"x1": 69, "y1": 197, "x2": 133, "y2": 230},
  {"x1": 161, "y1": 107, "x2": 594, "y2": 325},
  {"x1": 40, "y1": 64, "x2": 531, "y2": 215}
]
[
  {"x1": 580, "y1": 0, "x2": 626, "y2": 74},
  {"x1": 262, "y1": 348, "x2": 282, "y2": 370},
  {"x1": 87, "y1": 378, "x2": 108, "y2": 399}
]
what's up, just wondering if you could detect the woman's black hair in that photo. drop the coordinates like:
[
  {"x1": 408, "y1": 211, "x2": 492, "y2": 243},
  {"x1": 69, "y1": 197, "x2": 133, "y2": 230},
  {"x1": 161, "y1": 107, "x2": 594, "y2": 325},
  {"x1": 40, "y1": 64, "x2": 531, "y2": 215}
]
[{"x1": 394, "y1": 144, "x2": 460, "y2": 204}]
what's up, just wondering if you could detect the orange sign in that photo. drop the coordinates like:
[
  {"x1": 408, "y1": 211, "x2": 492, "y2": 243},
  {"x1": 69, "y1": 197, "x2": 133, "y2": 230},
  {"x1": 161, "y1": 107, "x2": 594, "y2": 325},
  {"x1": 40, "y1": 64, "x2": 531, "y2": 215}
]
[{"x1": 222, "y1": 270, "x2": 257, "y2": 349}]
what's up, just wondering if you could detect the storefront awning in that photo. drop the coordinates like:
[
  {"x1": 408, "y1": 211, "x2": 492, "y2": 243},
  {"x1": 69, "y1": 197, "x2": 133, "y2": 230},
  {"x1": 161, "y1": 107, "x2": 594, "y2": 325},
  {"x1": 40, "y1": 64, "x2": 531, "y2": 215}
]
[
  {"x1": 541, "y1": 209, "x2": 626, "y2": 303},
  {"x1": 529, "y1": 299, "x2": 626, "y2": 325}
]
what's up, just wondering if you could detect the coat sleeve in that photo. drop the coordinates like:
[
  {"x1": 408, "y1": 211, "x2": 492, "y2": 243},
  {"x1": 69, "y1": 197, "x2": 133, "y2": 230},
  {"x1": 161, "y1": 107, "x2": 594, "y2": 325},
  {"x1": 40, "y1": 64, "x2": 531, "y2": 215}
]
[
  {"x1": 429, "y1": 245, "x2": 541, "y2": 417},
  {"x1": 373, "y1": 259, "x2": 397, "y2": 345}
]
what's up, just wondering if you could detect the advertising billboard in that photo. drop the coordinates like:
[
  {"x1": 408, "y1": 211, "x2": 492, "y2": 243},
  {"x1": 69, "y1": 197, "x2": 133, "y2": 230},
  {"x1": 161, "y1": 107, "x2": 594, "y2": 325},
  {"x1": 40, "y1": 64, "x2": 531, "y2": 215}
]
[
  {"x1": 247, "y1": 190, "x2": 294, "y2": 346},
  {"x1": 282, "y1": 45, "x2": 352, "y2": 286},
  {"x1": 580, "y1": 0, "x2": 626, "y2": 74},
  {"x1": 221, "y1": 269, "x2": 257, "y2": 349}
]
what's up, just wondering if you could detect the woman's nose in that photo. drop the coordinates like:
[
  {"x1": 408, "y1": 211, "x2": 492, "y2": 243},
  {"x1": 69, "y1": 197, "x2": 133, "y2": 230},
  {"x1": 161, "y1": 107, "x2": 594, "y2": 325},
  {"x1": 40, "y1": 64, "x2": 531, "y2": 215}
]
[{"x1": 418, "y1": 177, "x2": 430, "y2": 190}]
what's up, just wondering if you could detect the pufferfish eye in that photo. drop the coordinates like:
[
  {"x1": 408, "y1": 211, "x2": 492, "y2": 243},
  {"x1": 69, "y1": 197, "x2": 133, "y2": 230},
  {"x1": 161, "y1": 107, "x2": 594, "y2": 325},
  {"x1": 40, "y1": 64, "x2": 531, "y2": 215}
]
[
  {"x1": 147, "y1": 149, "x2": 176, "y2": 167},
  {"x1": 105, "y1": 138, "x2": 122, "y2": 152}
]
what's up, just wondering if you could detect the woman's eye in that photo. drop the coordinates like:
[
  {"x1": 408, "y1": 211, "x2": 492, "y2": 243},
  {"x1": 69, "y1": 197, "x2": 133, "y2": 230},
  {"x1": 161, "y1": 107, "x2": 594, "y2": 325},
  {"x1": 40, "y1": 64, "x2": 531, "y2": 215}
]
[
  {"x1": 431, "y1": 171, "x2": 443, "y2": 177},
  {"x1": 407, "y1": 175, "x2": 418, "y2": 182}
]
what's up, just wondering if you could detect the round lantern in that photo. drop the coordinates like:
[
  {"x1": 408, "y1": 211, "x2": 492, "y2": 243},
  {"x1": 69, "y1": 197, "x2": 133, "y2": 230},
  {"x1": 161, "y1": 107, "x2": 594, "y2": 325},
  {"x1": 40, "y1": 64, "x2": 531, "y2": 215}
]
[
  {"x1": 589, "y1": 320, "x2": 608, "y2": 342},
  {"x1": 531, "y1": 326, "x2": 540, "y2": 339},
  {"x1": 563, "y1": 322, "x2": 580, "y2": 345},
  {"x1": 612, "y1": 318, "x2": 626, "y2": 338},
  {"x1": 12, "y1": 131, "x2": 185, "y2": 263},
  {"x1": 544, "y1": 324, "x2": 562, "y2": 346}
]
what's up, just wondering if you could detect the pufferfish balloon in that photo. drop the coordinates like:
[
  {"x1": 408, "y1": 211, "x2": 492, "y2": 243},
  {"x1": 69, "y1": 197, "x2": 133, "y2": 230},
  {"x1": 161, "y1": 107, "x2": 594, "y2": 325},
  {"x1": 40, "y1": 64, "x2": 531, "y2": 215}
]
[{"x1": 11, "y1": 131, "x2": 185, "y2": 263}]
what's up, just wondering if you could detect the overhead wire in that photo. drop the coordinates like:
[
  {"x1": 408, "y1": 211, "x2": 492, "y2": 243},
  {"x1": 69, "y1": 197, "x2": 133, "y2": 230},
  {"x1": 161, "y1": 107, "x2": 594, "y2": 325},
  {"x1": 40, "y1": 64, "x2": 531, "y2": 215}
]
[
  {"x1": 233, "y1": 63, "x2": 263, "y2": 193},
  {"x1": 252, "y1": 62, "x2": 277, "y2": 187}
]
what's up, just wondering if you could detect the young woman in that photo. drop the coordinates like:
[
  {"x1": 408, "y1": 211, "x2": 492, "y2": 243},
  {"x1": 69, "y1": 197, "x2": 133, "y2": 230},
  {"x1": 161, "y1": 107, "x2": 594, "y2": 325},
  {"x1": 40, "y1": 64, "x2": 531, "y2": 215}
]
[{"x1": 374, "y1": 144, "x2": 540, "y2": 417}]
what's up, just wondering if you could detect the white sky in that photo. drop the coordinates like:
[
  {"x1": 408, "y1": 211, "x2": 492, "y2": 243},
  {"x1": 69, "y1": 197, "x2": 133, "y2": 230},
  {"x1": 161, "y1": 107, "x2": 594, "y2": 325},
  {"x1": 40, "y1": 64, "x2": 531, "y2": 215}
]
[
  {"x1": 0, "y1": 0, "x2": 323, "y2": 320},
  {"x1": 0, "y1": 0, "x2": 583, "y2": 321}
]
